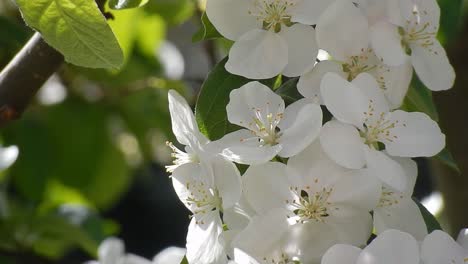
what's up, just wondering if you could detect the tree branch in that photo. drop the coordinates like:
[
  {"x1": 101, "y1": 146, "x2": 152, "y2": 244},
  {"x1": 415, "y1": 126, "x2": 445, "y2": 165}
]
[
  {"x1": 0, "y1": 0, "x2": 109, "y2": 127},
  {"x1": 0, "y1": 33, "x2": 63, "y2": 126}
]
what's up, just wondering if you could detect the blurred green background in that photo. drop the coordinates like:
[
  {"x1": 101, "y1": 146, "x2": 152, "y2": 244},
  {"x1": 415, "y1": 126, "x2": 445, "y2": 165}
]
[{"x1": 0, "y1": 0, "x2": 467, "y2": 263}]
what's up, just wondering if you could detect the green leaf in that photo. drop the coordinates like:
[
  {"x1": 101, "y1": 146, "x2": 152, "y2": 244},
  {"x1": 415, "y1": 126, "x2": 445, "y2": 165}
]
[
  {"x1": 109, "y1": 0, "x2": 149, "y2": 10},
  {"x1": 434, "y1": 147, "x2": 461, "y2": 174},
  {"x1": 401, "y1": 79, "x2": 439, "y2": 121},
  {"x1": 193, "y1": 12, "x2": 223, "y2": 42},
  {"x1": 275, "y1": 77, "x2": 303, "y2": 105},
  {"x1": 107, "y1": 8, "x2": 141, "y2": 63},
  {"x1": 195, "y1": 57, "x2": 249, "y2": 140},
  {"x1": 15, "y1": 0, "x2": 124, "y2": 69},
  {"x1": 414, "y1": 198, "x2": 442, "y2": 233}
]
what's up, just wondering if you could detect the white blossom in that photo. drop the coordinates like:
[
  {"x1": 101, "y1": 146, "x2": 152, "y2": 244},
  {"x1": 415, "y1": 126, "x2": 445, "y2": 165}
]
[
  {"x1": 206, "y1": 0, "x2": 326, "y2": 79},
  {"x1": 319, "y1": 72, "x2": 444, "y2": 191},
  {"x1": 240, "y1": 142, "x2": 381, "y2": 262},
  {"x1": 370, "y1": 0, "x2": 455, "y2": 91},
  {"x1": 217, "y1": 81, "x2": 322, "y2": 165},
  {"x1": 298, "y1": 0, "x2": 412, "y2": 108}
]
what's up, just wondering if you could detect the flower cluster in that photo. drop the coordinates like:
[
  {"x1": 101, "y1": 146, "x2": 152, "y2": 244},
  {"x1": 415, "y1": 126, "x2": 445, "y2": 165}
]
[{"x1": 165, "y1": 0, "x2": 457, "y2": 263}]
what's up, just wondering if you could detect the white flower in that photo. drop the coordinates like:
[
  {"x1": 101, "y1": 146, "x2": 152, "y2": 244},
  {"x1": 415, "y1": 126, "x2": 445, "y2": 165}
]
[
  {"x1": 84, "y1": 237, "x2": 151, "y2": 264},
  {"x1": 166, "y1": 90, "x2": 211, "y2": 173},
  {"x1": 153, "y1": 247, "x2": 186, "y2": 264},
  {"x1": 168, "y1": 89, "x2": 242, "y2": 264},
  {"x1": 370, "y1": 0, "x2": 455, "y2": 91},
  {"x1": 421, "y1": 230, "x2": 468, "y2": 264},
  {"x1": 217, "y1": 81, "x2": 322, "y2": 165},
  {"x1": 298, "y1": 0, "x2": 413, "y2": 108},
  {"x1": 240, "y1": 142, "x2": 381, "y2": 262},
  {"x1": 321, "y1": 229, "x2": 420, "y2": 264},
  {"x1": 171, "y1": 156, "x2": 242, "y2": 264},
  {"x1": 319, "y1": 72, "x2": 445, "y2": 191},
  {"x1": 372, "y1": 157, "x2": 428, "y2": 240},
  {"x1": 206, "y1": 0, "x2": 326, "y2": 79}
]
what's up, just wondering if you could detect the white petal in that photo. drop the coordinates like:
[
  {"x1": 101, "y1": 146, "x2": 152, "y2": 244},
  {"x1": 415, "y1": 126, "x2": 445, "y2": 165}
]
[
  {"x1": 373, "y1": 198, "x2": 428, "y2": 241},
  {"x1": 186, "y1": 212, "x2": 227, "y2": 264},
  {"x1": 316, "y1": 0, "x2": 369, "y2": 61},
  {"x1": 365, "y1": 148, "x2": 407, "y2": 192},
  {"x1": 297, "y1": 60, "x2": 345, "y2": 104},
  {"x1": 321, "y1": 244, "x2": 361, "y2": 264},
  {"x1": 278, "y1": 100, "x2": 323, "y2": 157},
  {"x1": 456, "y1": 228, "x2": 468, "y2": 251},
  {"x1": 168, "y1": 90, "x2": 207, "y2": 146},
  {"x1": 321, "y1": 73, "x2": 368, "y2": 128},
  {"x1": 370, "y1": 21, "x2": 407, "y2": 66},
  {"x1": 421, "y1": 230, "x2": 466, "y2": 264},
  {"x1": 320, "y1": 120, "x2": 366, "y2": 169},
  {"x1": 286, "y1": 222, "x2": 340, "y2": 263},
  {"x1": 205, "y1": 0, "x2": 258, "y2": 41},
  {"x1": 376, "y1": 60, "x2": 413, "y2": 109},
  {"x1": 233, "y1": 248, "x2": 260, "y2": 264},
  {"x1": 226, "y1": 81, "x2": 285, "y2": 130},
  {"x1": 226, "y1": 29, "x2": 288, "y2": 79},
  {"x1": 124, "y1": 254, "x2": 152, "y2": 264},
  {"x1": 212, "y1": 157, "x2": 242, "y2": 210},
  {"x1": 384, "y1": 110, "x2": 445, "y2": 157},
  {"x1": 171, "y1": 163, "x2": 214, "y2": 213},
  {"x1": 242, "y1": 162, "x2": 290, "y2": 215},
  {"x1": 0, "y1": 146, "x2": 18, "y2": 170},
  {"x1": 290, "y1": 0, "x2": 331, "y2": 25},
  {"x1": 153, "y1": 247, "x2": 186, "y2": 264},
  {"x1": 352, "y1": 73, "x2": 390, "y2": 117},
  {"x1": 99, "y1": 237, "x2": 125, "y2": 264},
  {"x1": 400, "y1": 0, "x2": 440, "y2": 29},
  {"x1": 328, "y1": 212, "x2": 374, "y2": 247},
  {"x1": 218, "y1": 129, "x2": 282, "y2": 165},
  {"x1": 330, "y1": 169, "x2": 382, "y2": 211},
  {"x1": 392, "y1": 157, "x2": 418, "y2": 196},
  {"x1": 232, "y1": 208, "x2": 290, "y2": 260},
  {"x1": 357, "y1": 229, "x2": 420, "y2": 264},
  {"x1": 223, "y1": 197, "x2": 255, "y2": 231},
  {"x1": 411, "y1": 41, "x2": 455, "y2": 91},
  {"x1": 287, "y1": 140, "x2": 347, "y2": 193},
  {"x1": 279, "y1": 24, "x2": 318, "y2": 77}
]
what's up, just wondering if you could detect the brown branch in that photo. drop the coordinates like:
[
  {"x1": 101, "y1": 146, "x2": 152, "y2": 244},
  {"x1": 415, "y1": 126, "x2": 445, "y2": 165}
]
[
  {"x1": 0, "y1": 0, "x2": 109, "y2": 127},
  {"x1": 0, "y1": 33, "x2": 63, "y2": 126}
]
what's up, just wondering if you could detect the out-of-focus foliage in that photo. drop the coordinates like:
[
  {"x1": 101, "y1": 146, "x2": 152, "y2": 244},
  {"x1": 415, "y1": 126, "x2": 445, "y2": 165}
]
[{"x1": 0, "y1": 0, "x2": 195, "y2": 260}]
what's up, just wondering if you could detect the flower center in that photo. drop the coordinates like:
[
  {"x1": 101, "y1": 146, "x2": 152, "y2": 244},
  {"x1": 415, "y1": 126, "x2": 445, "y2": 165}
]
[
  {"x1": 249, "y1": 0, "x2": 295, "y2": 32},
  {"x1": 361, "y1": 100, "x2": 399, "y2": 148},
  {"x1": 262, "y1": 253, "x2": 299, "y2": 264},
  {"x1": 186, "y1": 182, "x2": 222, "y2": 219},
  {"x1": 399, "y1": 9, "x2": 437, "y2": 55},
  {"x1": 377, "y1": 187, "x2": 403, "y2": 208},
  {"x1": 166, "y1": 142, "x2": 199, "y2": 172},
  {"x1": 342, "y1": 49, "x2": 378, "y2": 81},
  {"x1": 241, "y1": 104, "x2": 284, "y2": 146},
  {"x1": 287, "y1": 186, "x2": 332, "y2": 224}
]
